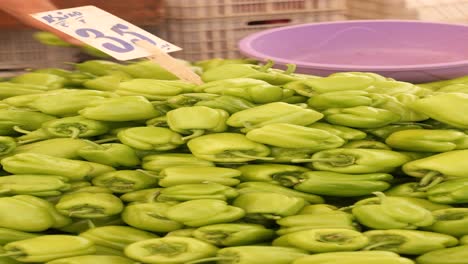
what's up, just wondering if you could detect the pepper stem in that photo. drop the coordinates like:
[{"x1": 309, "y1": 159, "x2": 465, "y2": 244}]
[
  {"x1": 82, "y1": 139, "x2": 105, "y2": 149},
  {"x1": 67, "y1": 126, "x2": 82, "y2": 139},
  {"x1": 231, "y1": 151, "x2": 274, "y2": 161},
  {"x1": 94, "y1": 137, "x2": 119, "y2": 144},
  {"x1": 362, "y1": 241, "x2": 400, "y2": 251},
  {"x1": 147, "y1": 190, "x2": 161, "y2": 203},
  {"x1": 186, "y1": 257, "x2": 234, "y2": 264},
  {"x1": 258, "y1": 59, "x2": 274, "y2": 72},
  {"x1": 136, "y1": 169, "x2": 164, "y2": 179},
  {"x1": 182, "y1": 130, "x2": 205, "y2": 141},
  {"x1": 417, "y1": 176, "x2": 444, "y2": 191},
  {"x1": 373, "y1": 191, "x2": 387, "y2": 202},
  {"x1": 285, "y1": 63, "x2": 297, "y2": 74},
  {"x1": 12, "y1": 126, "x2": 32, "y2": 134},
  {"x1": 86, "y1": 219, "x2": 96, "y2": 229},
  {"x1": 419, "y1": 171, "x2": 443, "y2": 187},
  {"x1": 17, "y1": 138, "x2": 41, "y2": 145}
]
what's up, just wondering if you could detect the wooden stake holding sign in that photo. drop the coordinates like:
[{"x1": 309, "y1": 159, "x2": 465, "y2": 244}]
[
  {"x1": 135, "y1": 40, "x2": 203, "y2": 85},
  {"x1": 30, "y1": 5, "x2": 203, "y2": 85}
]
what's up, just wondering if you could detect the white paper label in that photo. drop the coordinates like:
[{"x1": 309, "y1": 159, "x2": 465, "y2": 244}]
[{"x1": 31, "y1": 5, "x2": 181, "y2": 60}]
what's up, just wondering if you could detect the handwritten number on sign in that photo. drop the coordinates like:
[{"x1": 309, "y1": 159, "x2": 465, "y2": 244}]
[
  {"x1": 75, "y1": 28, "x2": 134, "y2": 53},
  {"x1": 111, "y1": 23, "x2": 157, "y2": 45}
]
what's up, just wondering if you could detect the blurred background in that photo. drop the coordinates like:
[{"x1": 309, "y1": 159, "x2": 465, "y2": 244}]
[{"x1": 1, "y1": 0, "x2": 468, "y2": 72}]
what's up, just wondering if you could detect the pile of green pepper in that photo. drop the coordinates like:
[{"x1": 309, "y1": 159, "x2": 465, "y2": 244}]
[{"x1": 0, "y1": 57, "x2": 467, "y2": 264}]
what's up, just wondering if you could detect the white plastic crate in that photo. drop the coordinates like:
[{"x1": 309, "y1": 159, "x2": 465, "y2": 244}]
[
  {"x1": 347, "y1": 0, "x2": 468, "y2": 23},
  {"x1": 166, "y1": 0, "x2": 346, "y2": 19},
  {"x1": 0, "y1": 30, "x2": 79, "y2": 70},
  {"x1": 163, "y1": 10, "x2": 346, "y2": 61}
]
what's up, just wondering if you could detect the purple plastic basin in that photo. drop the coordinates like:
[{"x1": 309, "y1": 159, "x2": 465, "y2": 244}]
[{"x1": 238, "y1": 20, "x2": 468, "y2": 83}]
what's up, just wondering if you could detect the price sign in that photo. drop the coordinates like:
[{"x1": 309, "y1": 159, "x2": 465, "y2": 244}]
[{"x1": 30, "y1": 5, "x2": 182, "y2": 61}]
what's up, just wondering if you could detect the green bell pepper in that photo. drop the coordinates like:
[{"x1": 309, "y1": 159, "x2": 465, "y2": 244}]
[
  {"x1": 122, "y1": 202, "x2": 183, "y2": 233},
  {"x1": 293, "y1": 251, "x2": 415, "y2": 264},
  {"x1": 167, "y1": 106, "x2": 229, "y2": 140},
  {"x1": 46, "y1": 255, "x2": 136, "y2": 264},
  {"x1": 79, "y1": 96, "x2": 161, "y2": 121},
  {"x1": 117, "y1": 126, "x2": 184, "y2": 151},
  {"x1": 276, "y1": 212, "x2": 357, "y2": 235},
  {"x1": 195, "y1": 58, "x2": 258, "y2": 71},
  {"x1": 83, "y1": 72, "x2": 131, "y2": 91},
  {"x1": 284, "y1": 75, "x2": 375, "y2": 97},
  {"x1": 195, "y1": 95, "x2": 257, "y2": 114},
  {"x1": 75, "y1": 60, "x2": 123, "y2": 76},
  {"x1": 385, "y1": 129, "x2": 468, "y2": 152},
  {"x1": 11, "y1": 72, "x2": 66, "y2": 89},
  {"x1": 273, "y1": 228, "x2": 369, "y2": 253},
  {"x1": 323, "y1": 106, "x2": 401, "y2": 128},
  {"x1": 238, "y1": 163, "x2": 309, "y2": 183},
  {"x1": 91, "y1": 170, "x2": 158, "y2": 193},
  {"x1": 157, "y1": 183, "x2": 238, "y2": 201},
  {"x1": 245, "y1": 123, "x2": 345, "y2": 150},
  {"x1": 385, "y1": 182, "x2": 428, "y2": 198},
  {"x1": 187, "y1": 133, "x2": 272, "y2": 162},
  {"x1": 40, "y1": 116, "x2": 109, "y2": 139},
  {"x1": 13, "y1": 195, "x2": 71, "y2": 229},
  {"x1": 167, "y1": 93, "x2": 220, "y2": 108},
  {"x1": 363, "y1": 229, "x2": 458, "y2": 255},
  {"x1": 416, "y1": 245, "x2": 468, "y2": 264},
  {"x1": 157, "y1": 166, "x2": 241, "y2": 187},
  {"x1": 0, "y1": 82, "x2": 50, "y2": 99},
  {"x1": 166, "y1": 199, "x2": 245, "y2": 227},
  {"x1": 370, "y1": 93, "x2": 429, "y2": 122},
  {"x1": 78, "y1": 142, "x2": 140, "y2": 167},
  {"x1": 195, "y1": 78, "x2": 284, "y2": 104},
  {"x1": 0, "y1": 108, "x2": 56, "y2": 136},
  {"x1": 232, "y1": 192, "x2": 306, "y2": 221},
  {"x1": 0, "y1": 175, "x2": 70, "y2": 196},
  {"x1": 308, "y1": 122, "x2": 367, "y2": 141},
  {"x1": 226, "y1": 102, "x2": 323, "y2": 132},
  {"x1": 0, "y1": 228, "x2": 39, "y2": 245},
  {"x1": 55, "y1": 192, "x2": 124, "y2": 218},
  {"x1": 423, "y1": 208, "x2": 468, "y2": 237},
  {"x1": 303, "y1": 148, "x2": 411, "y2": 174},
  {"x1": 236, "y1": 181, "x2": 324, "y2": 204},
  {"x1": 366, "y1": 124, "x2": 425, "y2": 139},
  {"x1": 142, "y1": 153, "x2": 214, "y2": 172},
  {"x1": 342, "y1": 139, "x2": 392, "y2": 150},
  {"x1": 117, "y1": 79, "x2": 194, "y2": 100},
  {"x1": 426, "y1": 177, "x2": 468, "y2": 204},
  {"x1": 121, "y1": 60, "x2": 178, "y2": 80},
  {"x1": 1, "y1": 235, "x2": 95, "y2": 263},
  {"x1": 119, "y1": 188, "x2": 161, "y2": 203},
  {"x1": 307, "y1": 90, "x2": 373, "y2": 110},
  {"x1": 7, "y1": 138, "x2": 90, "y2": 159},
  {"x1": 124, "y1": 237, "x2": 217, "y2": 264},
  {"x1": 79, "y1": 225, "x2": 158, "y2": 250},
  {"x1": 0, "y1": 136, "x2": 15, "y2": 156},
  {"x1": 193, "y1": 223, "x2": 275, "y2": 246}
]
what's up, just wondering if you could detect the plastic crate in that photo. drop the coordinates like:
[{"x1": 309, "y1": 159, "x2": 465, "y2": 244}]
[
  {"x1": 163, "y1": 10, "x2": 346, "y2": 61},
  {"x1": 165, "y1": 0, "x2": 346, "y2": 19},
  {"x1": 0, "y1": 30, "x2": 79, "y2": 70},
  {"x1": 347, "y1": 0, "x2": 468, "y2": 23}
]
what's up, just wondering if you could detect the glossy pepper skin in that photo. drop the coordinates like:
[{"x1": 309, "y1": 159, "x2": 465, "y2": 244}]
[
  {"x1": 0, "y1": 175, "x2": 70, "y2": 196},
  {"x1": 351, "y1": 192, "x2": 434, "y2": 230},
  {"x1": 78, "y1": 142, "x2": 140, "y2": 168},
  {"x1": 416, "y1": 245, "x2": 468, "y2": 264},
  {"x1": 233, "y1": 192, "x2": 306, "y2": 222},
  {"x1": 192, "y1": 223, "x2": 274, "y2": 247},
  {"x1": 122, "y1": 202, "x2": 183, "y2": 233},
  {"x1": 226, "y1": 102, "x2": 323, "y2": 132},
  {"x1": 363, "y1": 229, "x2": 458, "y2": 255},
  {"x1": 41, "y1": 116, "x2": 109, "y2": 139},
  {"x1": 46, "y1": 255, "x2": 135, "y2": 264},
  {"x1": 11, "y1": 72, "x2": 66, "y2": 89},
  {"x1": 0, "y1": 108, "x2": 56, "y2": 136},
  {"x1": 167, "y1": 106, "x2": 229, "y2": 140},
  {"x1": 426, "y1": 177, "x2": 468, "y2": 204},
  {"x1": 276, "y1": 212, "x2": 357, "y2": 235},
  {"x1": 195, "y1": 58, "x2": 258, "y2": 71},
  {"x1": 157, "y1": 183, "x2": 238, "y2": 202},
  {"x1": 195, "y1": 78, "x2": 284, "y2": 104},
  {"x1": 83, "y1": 72, "x2": 131, "y2": 91},
  {"x1": 323, "y1": 106, "x2": 401, "y2": 129},
  {"x1": 117, "y1": 79, "x2": 194, "y2": 100},
  {"x1": 167, "y1": 93, "x2": 219, "y2": 108},
  {"x1": 166, "y1": 199, "x2": 245, "y2": 227},
  {"x1": 236, "y1": 182, "x2": 324, "y2": 204},
  {"x1": 121, "y1": 60, "x2": 178, "y2": 80},
  {"x1": 79, "y1": 96, "x2": 161, "y2": 122},
  {"x1": 79, "y1": 225, "x2": 158, "y2": 250},
  {"x1": 273, "y1": 228, "x2": 369, "y2": 253},
  {"x1": 75, "y1": 60, "x2": 123, "y2": 76},
  {"x1": 291, "y1": 171, "x2": 393, "y2": 197},
  {"x1": 2, "y1": 235, "x2": 95, "y2": 263},
  {"x1": 142, "y1": 153, "x2": 214, "y2": 172},
  {"x1": 157, "y1": 166, "x2": 241, "y2": 187},
  {"x1": 195, "y1": 95, "x2": 257, "y2": 114},
  {"x1": 55, "y1": 192, "x2": 124, "y2": 218},
  {"x1": 304, "y1": 148, "x2": 411, "y2": 174},
  {"x1": 284, "y1": 75, "x2": 374, "y2": 97},
  {"x1": 366, "y1": 123, "x2": 425, "y2": 139},
  {"x1": 342, "y1": 139, "x2": 391, "y2": 150},
  {"x1": 385, "y1": 129, "x2": 468, "y2": 152},
  {"x1": 1, "y1": 153, "x2": 93, "y2": 181},
  {"x1": 5, "y1": 138, "x2": 90, "y2": 159},
  {"x1": 246, "y1": 123, "x2": 345, "y2": 150},
  {"x1": 293, "y1": 251, "x2": 415, "y2": 264},
  {"x1": 409, "y1": 92, "x2": 468, "y2": 129},
  {"x1": 205, "y1": 246, "x2": 308, "y2": 264},
  {"x1": 385, "y1": 182, "x2": 428, "y2": 199},
  {"x1": 92, "y1": 170, "x2": 158, "y2": 193},
  {"x1": 423, "y1": 208, "x2": 468, "y2": 237},
  {"x1": 238, "y1": 163, "x2": 309, "y2": 183},
  {"x1": 201, "y1": 61, "x2": 301, "y2": 85},
  {"x1": 187, "y1": 133, "x2": 272, "y2": 162},
  {"x1": 117, "y1": 126, "x2": 184, "y2": 151},
  {"x1": 308, "y1": 122, "x2": 367, "y2": 141},
  {"x1": 119, "y1": 188, "x2": 161, "y2": 203},
  {"x1": 124, "y1": 237, "x2": 218, "y2": 264},
  {"x1": 0, "y1": 82, "x2": 49, "y2": 99},
  {"x1": 0, "y1": 228, "x2": 39, "y2": 245},
  {"x1": 307, "y1": 90, "x2": 373, "y2": 110}
]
